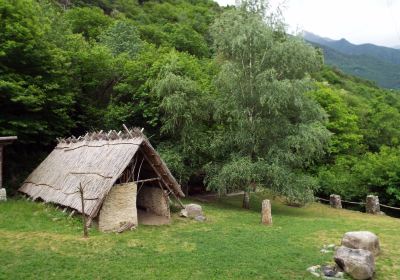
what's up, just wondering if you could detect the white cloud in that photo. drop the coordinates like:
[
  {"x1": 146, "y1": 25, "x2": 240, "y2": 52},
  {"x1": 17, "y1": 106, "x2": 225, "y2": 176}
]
[{"x1": 215, "y1": 0, "x2": 400, "y2": 47}]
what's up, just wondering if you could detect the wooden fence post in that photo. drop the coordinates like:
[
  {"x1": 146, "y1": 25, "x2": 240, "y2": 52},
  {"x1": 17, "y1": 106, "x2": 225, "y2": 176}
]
[
  {"x1": 330, "y1": 194, "x2": 342, "y2": 209},
  {"x1": 261, "y1": 199, "x2": 272, "y2": 225},
  {"x1": 79, "y1": 183, "x2": 89, "y2": 238},
  {"x1": 366, "y1": 195, "x2": 380, "y2": 214}
]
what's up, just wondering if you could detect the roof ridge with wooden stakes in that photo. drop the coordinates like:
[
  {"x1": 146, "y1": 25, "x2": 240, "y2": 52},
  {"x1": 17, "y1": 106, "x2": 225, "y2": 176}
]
[{"x1": 19, "y1": 126, "x2": 184, "y2": 221}]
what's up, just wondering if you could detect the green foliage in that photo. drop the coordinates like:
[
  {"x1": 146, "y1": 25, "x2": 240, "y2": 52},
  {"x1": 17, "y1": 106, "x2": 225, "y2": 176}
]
[
  {"x1": 308, "y1": 84, "x2": 364, "y2": 157},
  {"x1": 313, "y1": 67, "x2": 400, "y2": 206},
  {"x1": 163, "y1": 23, "x2": 209, "y2": 57},
  {"x1": 364, "y1": 99, "x2": 400, "y2": 151},
  {"x1": 152, "y1": 50, "x2": 216, "y2": 183},
  {"x1": 157, "y1": 144, "x2": 190, "y2": 184},
  {"x1": 355, "y1": 147, "x2": 400, "y2": 203},
  {"x1": 65, "y1": 6, "x2": 112, "y2": 40},
  {"x1": 100, "y1": 19, "x2": 142, "y2": 57},
  {"x1": 2, "y1": 0, "x2": 400, "y2": 208},
  {"x1": 318, "y1": 147, "x2": 400, "y2": 205},
  {"x1": 317, "y1": 156, "x2": 368, "y2": 199},
  {"x1": 206, "y1": 157, "x2": 263, "y2": 194},
  {"x1": 207, "y1": 0, "x2": 330, "y2": 206},
  {"x1": 0, "y1": 0, "x2": 75, "y2": 144}
]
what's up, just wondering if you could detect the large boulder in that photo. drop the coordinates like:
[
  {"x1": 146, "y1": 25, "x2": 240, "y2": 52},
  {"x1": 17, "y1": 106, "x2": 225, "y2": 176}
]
[
  {"x1": 342, "y1": 231, "x2": 380, "y2": 256},
  {"x1": 334, "y1": 246, "x2": 375, "y2": 280},
  {"x1": 180, "y1": 204, "x2": 204, "y2": 219}
]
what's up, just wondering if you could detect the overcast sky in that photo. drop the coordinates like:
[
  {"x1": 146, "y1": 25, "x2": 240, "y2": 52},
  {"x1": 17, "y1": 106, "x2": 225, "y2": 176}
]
[{"x1": 216, "y1": 0, "x2": 400, "y2": 48}]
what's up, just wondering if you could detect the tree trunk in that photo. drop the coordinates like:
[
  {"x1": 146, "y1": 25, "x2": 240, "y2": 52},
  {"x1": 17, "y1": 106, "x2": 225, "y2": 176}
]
[{"x1": 242, "y1": 191, "x2": 250, "y2": 209}]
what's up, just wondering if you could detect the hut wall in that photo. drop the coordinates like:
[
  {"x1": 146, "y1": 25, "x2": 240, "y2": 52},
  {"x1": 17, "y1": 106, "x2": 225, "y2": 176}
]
[
  {"x1": 99, "y1": 183, "x2": 137, "y2": 232},
  {"x1": 137, "y1": 186, "x2": 170, "y2": 218}
]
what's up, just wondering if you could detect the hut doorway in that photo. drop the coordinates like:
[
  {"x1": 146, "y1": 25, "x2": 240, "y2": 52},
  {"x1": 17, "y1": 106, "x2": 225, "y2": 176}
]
[
  {"x1": 116, "y1": 150, "x2": 171, "y2": 226},
  {"x1": 136, "y1": 183, "x2": 170, "y2": 225}
]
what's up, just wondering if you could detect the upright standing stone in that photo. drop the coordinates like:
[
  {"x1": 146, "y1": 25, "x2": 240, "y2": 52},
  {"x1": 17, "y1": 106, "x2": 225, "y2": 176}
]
[
  {"x1": 0, "y1": 147, "x2": 4, "y2": 202},
  {"x1": 0, "y1": 137, "x2": 17, "y2": 197},
  {"x1": 330, "y1": 194, "x2": 342, "y2": 209},
  {"x1": 261, "y1": 199, "x2": 272, "y2": 225},
  {"x1": 366, "y1": 195, "x2": 380, "y2": 214},
  {"x1": 0, "y1": 145, "x2": 3, "y2": 189},
  {"x1": 0, "y1": 188, "x2": 6, "y2": 202}
]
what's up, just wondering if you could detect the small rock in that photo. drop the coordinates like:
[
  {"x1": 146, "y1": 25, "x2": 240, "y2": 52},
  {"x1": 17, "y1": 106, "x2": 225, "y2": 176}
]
[
  {"x1": 321, "y1": 244, "x2": 336, "y2": 253},
  {"x1": 326, "y1": 244, "x2": 336, "y2": 249},
  {"x1": 194, "y1": 215, "x2": 206, "y2": 222},
  {"x1": 334, "y1": 246, "x2": 375, "y2": 280},
  {"x1": 334, "y1": 271, "x2": 344, "y2": 278},
  {"x1": 341, "y1": 231, "x2": 380, "y2": 256},
  {"x1": 180, "y1": 204, "x2": 203, "y2": 218},
  {"x1": 321, "y1": 265, "x2": 337, "y2": 277},
  {"x1": 307, "y1": 265, "x2": 321, "y2": 277}
]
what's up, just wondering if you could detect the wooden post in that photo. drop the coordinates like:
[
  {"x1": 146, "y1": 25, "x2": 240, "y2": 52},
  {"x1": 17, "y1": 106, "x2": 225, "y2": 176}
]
[
  {"x1": 79, "y1": 183, "x2": 88, "y2": 238},
  {"x1": 242, "y1": 191, "x2": 250, "y2": 209},
  {"x1": 366, "y1": 195, "x2": 380, "y2": 214},
  {"x1": 261, "y1": 199, "x2": 272, "y2": 225},
  {"x1": 330, "y1": 194, "x2": 342, "y2": 209}
]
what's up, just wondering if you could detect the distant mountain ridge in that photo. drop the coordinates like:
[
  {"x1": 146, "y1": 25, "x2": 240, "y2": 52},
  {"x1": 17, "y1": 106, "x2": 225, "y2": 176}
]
[{"x1": 303, "y1": 32, "x2": 400, "y2": 89}]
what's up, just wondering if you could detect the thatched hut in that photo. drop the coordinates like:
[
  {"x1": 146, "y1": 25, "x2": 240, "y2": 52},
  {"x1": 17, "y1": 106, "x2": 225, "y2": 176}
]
[{"x1": 19, "y1": 128, "x2": 184, "y2": 232}]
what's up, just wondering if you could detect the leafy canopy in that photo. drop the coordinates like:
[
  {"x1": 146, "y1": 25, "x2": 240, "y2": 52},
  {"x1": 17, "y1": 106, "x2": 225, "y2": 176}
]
[{"x1": 206, "y1": 0, "x2": 330, "y2": 206}]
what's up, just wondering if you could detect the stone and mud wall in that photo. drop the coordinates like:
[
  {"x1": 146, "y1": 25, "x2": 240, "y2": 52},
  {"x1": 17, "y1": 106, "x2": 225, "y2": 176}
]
[{"x1": 99, "y1": 183, "x2": 138, "y2": 232}]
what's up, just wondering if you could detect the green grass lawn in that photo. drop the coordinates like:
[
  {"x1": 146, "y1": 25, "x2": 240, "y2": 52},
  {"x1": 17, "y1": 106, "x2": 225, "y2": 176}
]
[{"x1": 1, "y1": 194, "x2": 399, "y2": 280}]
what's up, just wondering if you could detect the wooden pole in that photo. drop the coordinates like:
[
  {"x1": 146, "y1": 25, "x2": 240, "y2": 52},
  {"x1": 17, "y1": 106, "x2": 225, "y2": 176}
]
[
  {"x1": 134, "y1": 177, "x2": 160, "y2": 184},
  {"x1": 242, "y1": 191, "x2": 250, "y2": 209},
  {"x1": 79, "y1": 183, "x2": 88, "y2": 238}
]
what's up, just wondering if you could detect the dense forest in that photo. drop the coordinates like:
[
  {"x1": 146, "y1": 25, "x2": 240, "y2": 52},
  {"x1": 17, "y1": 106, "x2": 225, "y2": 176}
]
[{"x1": 1, "y1": 0, "x2": 400, "y2": 209}]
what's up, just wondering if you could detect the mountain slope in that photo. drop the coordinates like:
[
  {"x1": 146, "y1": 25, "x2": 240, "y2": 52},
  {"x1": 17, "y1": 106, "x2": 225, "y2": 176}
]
[{"x1": 304, "y1": 32, "x2": 400, "y2": 89}]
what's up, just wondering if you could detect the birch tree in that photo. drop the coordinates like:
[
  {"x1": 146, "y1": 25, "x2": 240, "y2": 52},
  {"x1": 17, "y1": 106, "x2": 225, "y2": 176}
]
[{"x1": 207, "y1": 0, "x2": 331, "y2": 207}]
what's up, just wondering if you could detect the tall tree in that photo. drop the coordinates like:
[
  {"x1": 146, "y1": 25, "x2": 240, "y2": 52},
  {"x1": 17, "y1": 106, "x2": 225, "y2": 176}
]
[
  {"x1": 0, "y1": 0, "x2": 75, "y2": 144},
  {"x1": 207, "y1": 0, "x2": 330, "y2": 207}
]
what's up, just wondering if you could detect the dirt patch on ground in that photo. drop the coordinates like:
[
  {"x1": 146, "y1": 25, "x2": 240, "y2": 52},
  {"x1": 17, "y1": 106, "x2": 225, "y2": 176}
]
[{"x1": 137, "y1": 209, "x2": 170, "y2": 225}]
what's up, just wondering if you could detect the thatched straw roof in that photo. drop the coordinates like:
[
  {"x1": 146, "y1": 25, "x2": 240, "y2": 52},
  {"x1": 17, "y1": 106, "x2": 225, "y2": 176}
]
[
  {"x1": 0, "y1": 136, "x2": 17, "y2": 145},
  {"x1": 19, "y1": 129, "x2": 184, "y2": 218}
]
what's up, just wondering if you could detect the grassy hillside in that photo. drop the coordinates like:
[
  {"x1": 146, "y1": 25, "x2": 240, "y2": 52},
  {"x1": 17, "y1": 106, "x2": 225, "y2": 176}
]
[{"x1": 1, "y1": 194, "x2": 399, "y2": 279}]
